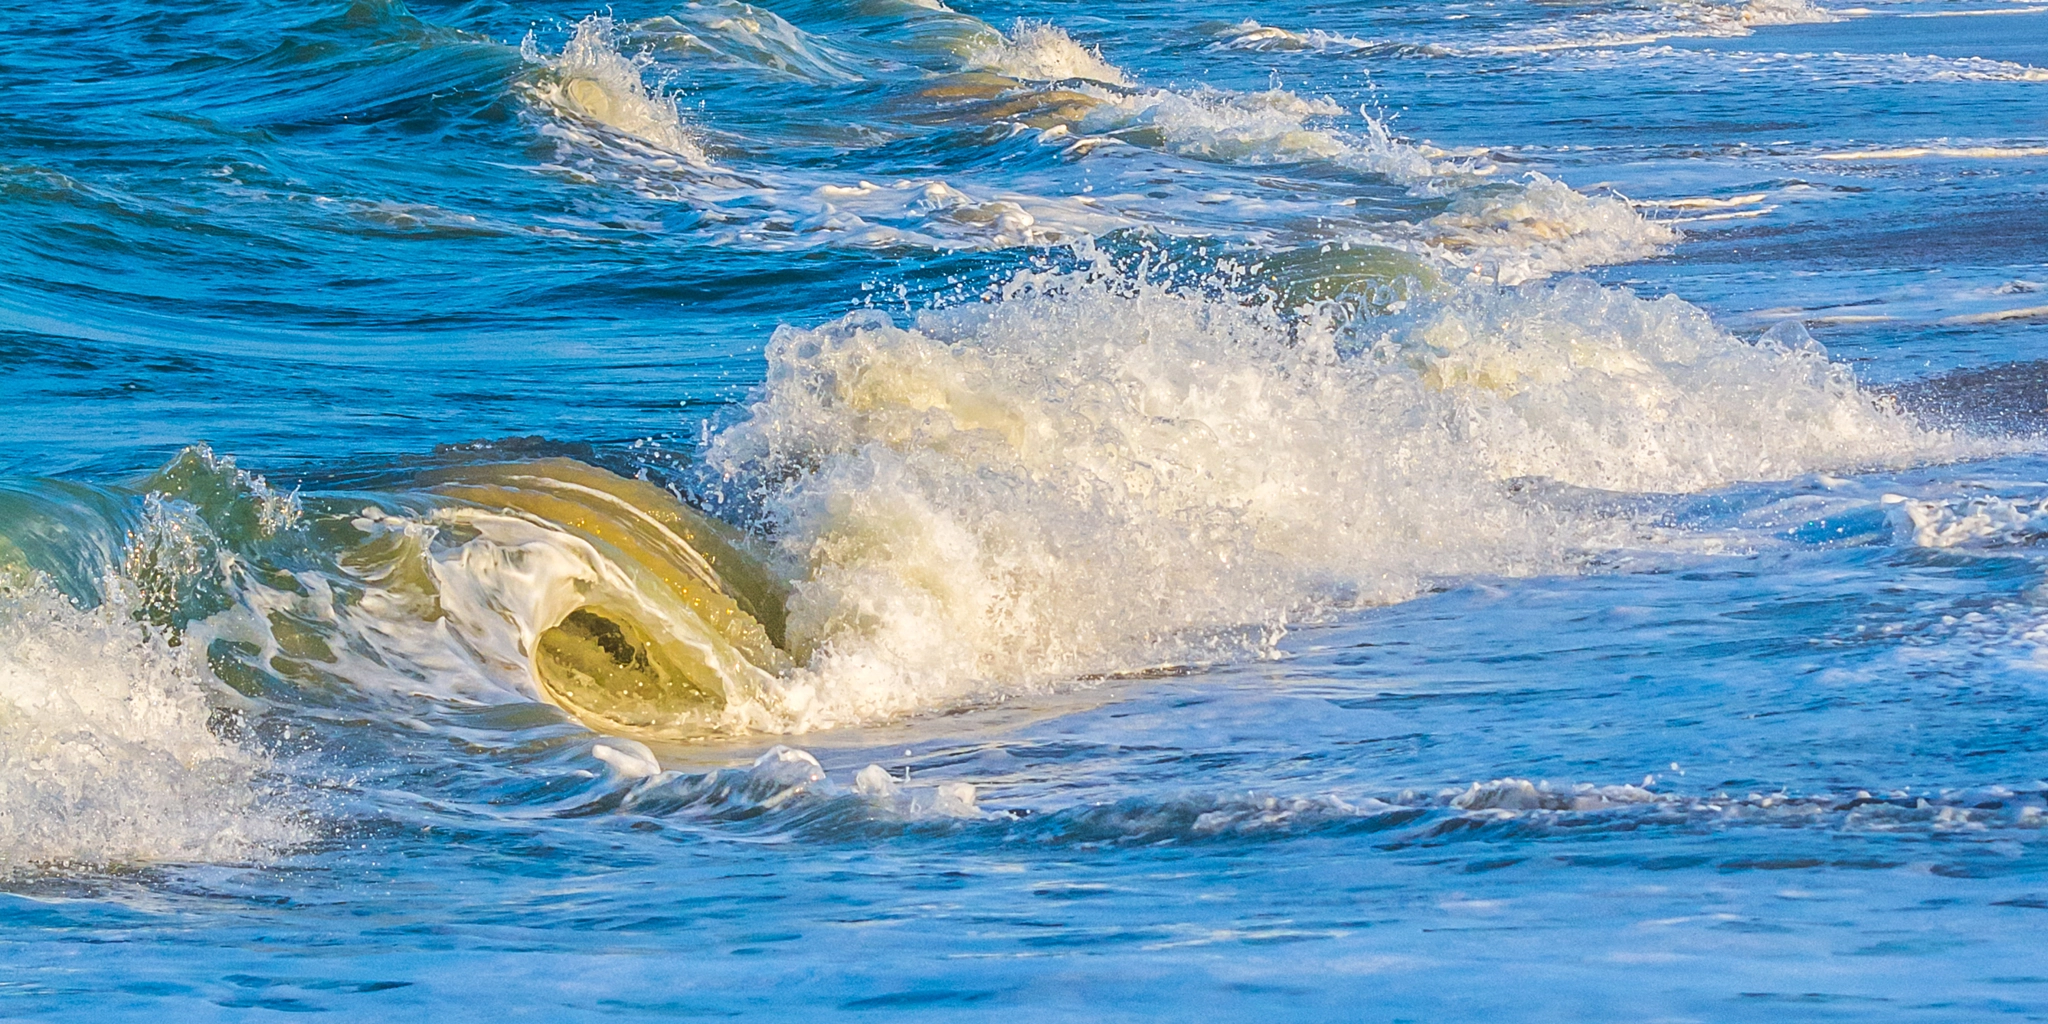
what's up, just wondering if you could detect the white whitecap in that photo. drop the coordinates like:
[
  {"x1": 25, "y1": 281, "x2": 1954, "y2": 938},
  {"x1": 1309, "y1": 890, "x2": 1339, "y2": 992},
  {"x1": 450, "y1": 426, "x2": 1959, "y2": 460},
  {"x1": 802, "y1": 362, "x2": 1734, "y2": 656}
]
[{"x1": 0, "y1": 579, "x2": 299, "y2": 874}]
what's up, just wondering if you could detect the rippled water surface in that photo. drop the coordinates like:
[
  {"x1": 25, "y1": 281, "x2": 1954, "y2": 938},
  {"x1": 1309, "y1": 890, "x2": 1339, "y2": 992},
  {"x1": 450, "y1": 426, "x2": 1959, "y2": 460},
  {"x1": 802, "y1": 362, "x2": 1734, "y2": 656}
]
[{"x1": 5, "y1": 0, "x2": 2048, "y2": 1018}]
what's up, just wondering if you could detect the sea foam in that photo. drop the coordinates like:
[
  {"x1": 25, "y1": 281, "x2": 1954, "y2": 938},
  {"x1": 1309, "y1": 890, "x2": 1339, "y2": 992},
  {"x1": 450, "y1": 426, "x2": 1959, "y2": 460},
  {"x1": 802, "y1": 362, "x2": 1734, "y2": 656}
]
[
  {"x1": 963, "y1": 20, "x2": 1129, "y2": 85},
  {"x1": 0, "y1": 578, "x2": 297, "y2": 873},
  {"x1": 524, "y1": 15, "x2": 708, "y2": 164},
  {"x1": 687, "y1": 266, "x2": 1948, "y2": 729}
]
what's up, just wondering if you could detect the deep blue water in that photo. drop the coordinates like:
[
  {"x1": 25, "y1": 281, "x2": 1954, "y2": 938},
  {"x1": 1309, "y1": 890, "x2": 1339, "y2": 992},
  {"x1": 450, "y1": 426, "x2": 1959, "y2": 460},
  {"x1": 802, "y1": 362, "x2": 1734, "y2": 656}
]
[{"x1": 4, "y1": 0, "x2": 2048, "y2": 1018}]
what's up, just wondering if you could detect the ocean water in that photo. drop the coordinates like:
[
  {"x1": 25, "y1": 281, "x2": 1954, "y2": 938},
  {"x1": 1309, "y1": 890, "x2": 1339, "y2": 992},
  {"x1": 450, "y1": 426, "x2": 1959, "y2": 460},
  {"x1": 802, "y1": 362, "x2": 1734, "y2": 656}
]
[{"x1": 4, "y1": 0, "x2": 2048, "y2": 1017}]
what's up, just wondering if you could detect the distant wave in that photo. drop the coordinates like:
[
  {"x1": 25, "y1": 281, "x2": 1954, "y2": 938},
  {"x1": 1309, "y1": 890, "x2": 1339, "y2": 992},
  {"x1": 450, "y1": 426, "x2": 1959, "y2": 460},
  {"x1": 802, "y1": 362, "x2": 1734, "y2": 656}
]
[
  {"x1": 1450, "y1": 0, "x2": 1835, "y2": 55},
  {"x1": 1556, "y1": 45, "x2": 2048, "y2": 84},
  {"x1": 1816, "y1": 144, "x2": 2048, "y2": 160},
  {"x1": 515, "y1": 13, "x2": 1677, "y2": 281}
]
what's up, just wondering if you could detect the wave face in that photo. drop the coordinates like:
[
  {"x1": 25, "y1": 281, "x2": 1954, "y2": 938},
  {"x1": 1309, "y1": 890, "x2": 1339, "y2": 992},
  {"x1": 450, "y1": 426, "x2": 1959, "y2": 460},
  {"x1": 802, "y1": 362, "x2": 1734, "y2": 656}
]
[{"x1": 5, "y1": 0, "x2": 2048, "y2": 1015}]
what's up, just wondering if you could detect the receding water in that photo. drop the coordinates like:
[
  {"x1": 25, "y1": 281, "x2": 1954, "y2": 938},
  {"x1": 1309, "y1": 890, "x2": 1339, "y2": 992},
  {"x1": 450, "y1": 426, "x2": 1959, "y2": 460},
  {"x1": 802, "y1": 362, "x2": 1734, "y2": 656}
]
[{"x1": 3, "y1": 0, "x2": 2047, "y2": 1018}]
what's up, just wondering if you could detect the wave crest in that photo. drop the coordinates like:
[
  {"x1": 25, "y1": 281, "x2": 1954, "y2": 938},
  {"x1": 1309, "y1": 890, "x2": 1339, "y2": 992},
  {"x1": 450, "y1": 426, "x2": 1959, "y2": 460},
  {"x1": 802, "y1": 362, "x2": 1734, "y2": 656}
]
[{"x1": 963, "y1": 20, "x2": 1128, "y2": 85}]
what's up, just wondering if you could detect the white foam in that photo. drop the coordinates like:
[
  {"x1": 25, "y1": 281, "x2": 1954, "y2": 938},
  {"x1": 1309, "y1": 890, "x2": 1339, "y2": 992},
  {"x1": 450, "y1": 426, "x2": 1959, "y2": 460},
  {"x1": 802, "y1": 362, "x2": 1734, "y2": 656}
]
[
  {"x1": 519, "y1": 20, "x2": 1130, "y2": 252},
  {"x1": 1887, "y1": 493, "x2": 2048, "y2": 548},
  {"x1": 523, "y1": 15, "x2": 708, "y2": 164},
  {"x1": 719, "y1": 178, "x2": 1127, "y2": 251},
  {"x1": 1021, "y1": 77, "x2": 1670, "y2": 280},
  {"x1": 691, "y1": 267, "x2": 1950, "y2": 729},
  {"x1": 1810, "y1": 52, "x2": 2048, "y2": 83},
  {"x1": 1637, "y1": 192, "x2": 1771, "y2": 210},
  {"x1": 963, "y1": 20, "x2": 1129, "y2": 85},
  {"x1": 1900, "y1": 5, "x2": 2048, "y2": 17},
  {"x1": 1735, "y1": 0, "x2": 1837, "y2": 26},
  {"x1": 517, "y1": 12, "x2": 1671, "y2": 280},
  {"x1": 1818, "y1": 145, "x2": 2048, "y2": 161},
  {"x1": 1211, "y1": 0, "x2": 1831, "y2": 59},
  {"x1": 941, "y1": 37, "x2": 1670, "y2": 279},
  {"x1": 1567, "y1": 46, "x2": 2048, "y2": 85},
  {"x1": 0, "y1": 578, "x2": 297, "y2": 873},
  {"x1": 1463, "y1": 0, "x2": 1835, "y2": 53},
  {"x1": 1203, "y1": 20, "x2": 1380, "y2": 54},
  {"x1": 1418, "y1": 174, "x2": 1681, "y2": 285},
  {"x1": 1073, "y1": 86, "x2": 1359, "y2": 166}
]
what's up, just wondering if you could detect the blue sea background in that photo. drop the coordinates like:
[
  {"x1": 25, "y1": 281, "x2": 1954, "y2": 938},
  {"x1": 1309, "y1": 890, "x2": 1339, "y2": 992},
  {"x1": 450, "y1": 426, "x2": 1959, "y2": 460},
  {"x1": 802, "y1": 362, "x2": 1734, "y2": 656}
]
[{"x1": 3, "y1": 0, "x2": 2048, "y2": 1018}]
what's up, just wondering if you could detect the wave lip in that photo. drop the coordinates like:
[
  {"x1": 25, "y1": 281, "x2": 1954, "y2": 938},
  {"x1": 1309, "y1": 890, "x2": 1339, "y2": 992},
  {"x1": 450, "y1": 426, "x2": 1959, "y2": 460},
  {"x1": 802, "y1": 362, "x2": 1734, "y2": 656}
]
[
  {"x1": 962, "y1": 20, "x2": 1128, "y2": 85},
  {"x1": 523, "y1": 15, "x2": 708, "y2": 164}
]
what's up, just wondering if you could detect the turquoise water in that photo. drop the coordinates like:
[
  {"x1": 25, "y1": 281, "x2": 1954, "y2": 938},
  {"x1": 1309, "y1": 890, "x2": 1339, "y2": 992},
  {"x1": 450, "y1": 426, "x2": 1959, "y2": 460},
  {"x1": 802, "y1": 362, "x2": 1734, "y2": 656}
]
[{"x1": 5, "y1": 0, "x2": 2048, "y2": 1018}]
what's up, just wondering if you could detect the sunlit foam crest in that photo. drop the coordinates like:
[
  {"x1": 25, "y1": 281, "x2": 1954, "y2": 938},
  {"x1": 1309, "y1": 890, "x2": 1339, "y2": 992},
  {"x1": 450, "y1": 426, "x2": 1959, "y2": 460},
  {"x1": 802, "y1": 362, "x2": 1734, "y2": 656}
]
[
  {"x1": 522, "y1": 14, "x2": 708, "y2": 164},
  {"x1": 135, "y1": 266, "x2": 1968, "y2": 739},
  {"x1": 962, "y1": 20, "x2": 1129, "y2": 85},
  {"x1": 520, "y1": 16, "x2": 1129, "y2": 251},
  {"x1": 691, "y1": 264, "x2": 1955, "y2": 730},
  {"x1": 1071, "y1": 86, "x2": 1358, "y2": 166},
  {"x1": 0, "y1": 575, "x2": 299, "y2": 873},
  {"x1": 1381, "y1": 283, "x2": 1952, "y2": 491}
]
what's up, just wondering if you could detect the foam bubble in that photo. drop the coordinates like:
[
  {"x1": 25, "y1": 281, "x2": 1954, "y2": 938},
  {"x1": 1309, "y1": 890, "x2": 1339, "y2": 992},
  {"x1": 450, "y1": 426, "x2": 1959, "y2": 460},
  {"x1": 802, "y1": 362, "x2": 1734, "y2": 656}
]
[{"x1": 0, "y1": 578, "x2": 298, "y2": 874}]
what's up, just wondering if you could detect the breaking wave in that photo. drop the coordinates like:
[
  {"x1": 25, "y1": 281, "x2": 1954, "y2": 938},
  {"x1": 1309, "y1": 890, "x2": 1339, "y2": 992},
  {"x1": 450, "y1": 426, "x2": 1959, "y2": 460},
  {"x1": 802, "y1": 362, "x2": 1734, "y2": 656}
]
[
  {"x1": 685, "y1": 266, "x2": 1949, "y2": 729},
  {"x1": 515, "y1": 12, "x2": 1675, "y2": 279},
  {"x1": 0, "y1": 577, "x2": 300, "y2": 875}
]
